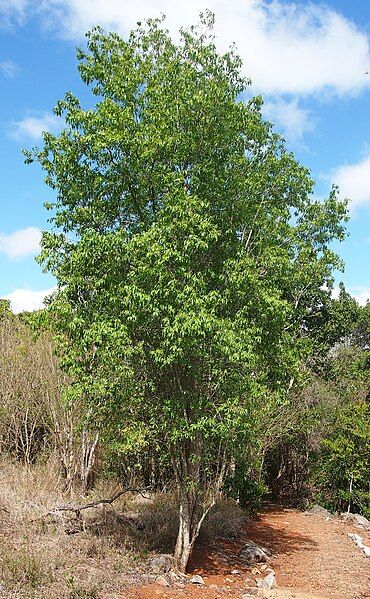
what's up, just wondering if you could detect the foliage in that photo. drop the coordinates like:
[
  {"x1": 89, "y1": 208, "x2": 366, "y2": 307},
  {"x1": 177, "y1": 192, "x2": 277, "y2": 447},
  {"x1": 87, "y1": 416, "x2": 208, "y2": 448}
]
[{"x1": 311, "y1": 344, "x2": 370, "y2": 516}]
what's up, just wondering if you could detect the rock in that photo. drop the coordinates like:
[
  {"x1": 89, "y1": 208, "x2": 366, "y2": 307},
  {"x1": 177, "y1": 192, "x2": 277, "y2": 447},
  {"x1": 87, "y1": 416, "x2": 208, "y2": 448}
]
[
  {"x1": 209, "y1": 584, "x2": 218, "y2": 590},
  {"x1": 149, "y1": 554, "x2": 174, "y2": 573},
  {"x1": 341, "y1": 513, "x2": 370, "y2": 531},
  {"x1": 348, "y1": 532, "x2": 370, "y2": 556},
  {"x1": 306, "y1": 505, "x2": 333, "y2": 519},
  {"x1": 240, "y1": 541, "x2": 272, "y2": 564},
  {"x1": 190, "y1": 574, "x2": 204, "y2": 584},
  {"x1": 232, "y1": 568, "x2": 241, "y2": 574},
  {"x1": 257, "y1": 571, "x2": 276, "y2": 590},
  {"x1": 241, "y1": 594, "x2": 255, "y2": 599},
  {"x1": 168, "y1": 571, "x2": 188, "y2": 588},
  {"x1": 155, "y1": 574, "x2": 170, "y2": 587}
]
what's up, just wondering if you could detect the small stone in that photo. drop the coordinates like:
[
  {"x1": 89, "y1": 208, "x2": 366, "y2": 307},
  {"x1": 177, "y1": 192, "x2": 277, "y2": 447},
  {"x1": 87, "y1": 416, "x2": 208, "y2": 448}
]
[
  {"x1": 225, "y1": 577, "x2": 234, "y2": 582},
  {"x1": 260, "y1": 565, "x2": 268, "y2": 571},
  {"x1": 156, "y1": 574, "x2": 170, "y2": 587},
  {"x1": 257, "y1": 571, "x2": 276, "y2": 590},
  {"x1": 190, "y1": 574, "x2": 204, "y2": 584},
  {"x1": 348, "y1": 532, "x2": 370, "y2": 556},
  {"x1": 241, "y1": 594, "x2": 255, "y2": 599},
  {"x1": 209, "y1": 584, "x2": 218, "y2": 590},
  {"x1": 240, "y1": 541, "x2": 272, "y2": 564},
  {"x1": 232, "y1": 569, "x2": 241, "y2": 574},
  {"x1": 149, "y1": 554, "x2": 174, "y2": 573}
]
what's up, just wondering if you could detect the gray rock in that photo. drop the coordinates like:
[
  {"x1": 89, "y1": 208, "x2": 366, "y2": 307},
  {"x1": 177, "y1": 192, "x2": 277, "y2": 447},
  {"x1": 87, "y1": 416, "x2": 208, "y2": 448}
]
[
  {"x1": 257, "y1": 571, "x2": 276, "y2": 590},
  {"x1": 239, "y1": 541, "x2": 272, "y2": 563},
  {"x1": 169, "y1": 570, "x2": 188, "y2": 583},
  {"x1": 348, "y1": 532, "x2": 370, "y2": 556},
  {"x1": 341, "y1": 512, "x2": 370, "y2": 531},
  {"x1": 155, "y1": 574, "x2": 170, "y2": 587},
  {"x1": 307, "y1": 505, "x2": 333, "y2": 519},
  {"x1": 190, "y1": 574, "x2": 205, "y2": 584},
  {"x1": 149, "y1": 553, "x2": 174, "y2": 573}
]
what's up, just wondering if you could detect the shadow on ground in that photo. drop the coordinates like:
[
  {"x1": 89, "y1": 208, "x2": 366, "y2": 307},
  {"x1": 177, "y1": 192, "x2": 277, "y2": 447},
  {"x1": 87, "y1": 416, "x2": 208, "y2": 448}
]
[{"x1": 188, "y1": 505, "x2": 319, "y2": 575}]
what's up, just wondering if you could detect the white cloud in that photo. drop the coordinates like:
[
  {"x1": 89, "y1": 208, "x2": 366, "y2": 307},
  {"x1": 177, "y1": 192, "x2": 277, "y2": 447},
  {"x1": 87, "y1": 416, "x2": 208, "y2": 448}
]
[
  {"x1": 331, "y1": 285, "x2": 370, "y2": 306},
  {"x1": 1, "y1": 286, "x2": 55, "y2": 313},
  {"x1": 32, "y1": 0, "x2": 370, "y2": 97},
  {"x1": 352, "y1": 288, "x2": 370, "y2": 306},
  {"x1": 332, "y1": 285, "x2": 370, "y2": 306},
  {"x1": 0, "y1": 226, "x2": 42, "y2": 258},
  {"x1": 331, "y1": 156, "x2": 370, "y2": 210},
  {"x1": 0, "y1": 59, "x2": 19, "y2": 77},
  {"x1": 9, "y1": 111, "x2": 60, "y2": 141},
  {"x1": 0, "y1": 0, "x2": 28, "y2": 27},
  {"x1": 262, "y1": 97, "x2": 315, "y2": 144}
]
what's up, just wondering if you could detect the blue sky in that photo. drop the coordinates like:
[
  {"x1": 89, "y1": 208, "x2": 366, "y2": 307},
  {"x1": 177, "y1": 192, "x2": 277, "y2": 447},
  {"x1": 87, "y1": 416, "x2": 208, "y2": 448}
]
[{"x1": 1, "y1": 0, "x2": 370, "y2": 311}]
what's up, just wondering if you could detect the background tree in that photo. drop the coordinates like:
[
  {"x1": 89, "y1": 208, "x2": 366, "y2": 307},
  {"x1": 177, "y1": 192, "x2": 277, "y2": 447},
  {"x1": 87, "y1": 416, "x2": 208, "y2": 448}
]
[{"x1": 28, "y1": 14, "x2": 347, "y2": 570}]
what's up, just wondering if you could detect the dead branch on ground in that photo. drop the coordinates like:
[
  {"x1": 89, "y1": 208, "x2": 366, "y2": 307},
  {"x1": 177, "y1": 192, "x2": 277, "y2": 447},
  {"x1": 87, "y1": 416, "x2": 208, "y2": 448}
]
[{"x1": 48, "y1": 487, "x2": 152, "y2": 517}]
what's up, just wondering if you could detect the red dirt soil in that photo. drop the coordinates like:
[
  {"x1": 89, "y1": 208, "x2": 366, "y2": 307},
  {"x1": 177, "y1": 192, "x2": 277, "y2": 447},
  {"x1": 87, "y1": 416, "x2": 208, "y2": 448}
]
[{"x1": 127, "y1": 506, "x2": 370, "y2": 599}]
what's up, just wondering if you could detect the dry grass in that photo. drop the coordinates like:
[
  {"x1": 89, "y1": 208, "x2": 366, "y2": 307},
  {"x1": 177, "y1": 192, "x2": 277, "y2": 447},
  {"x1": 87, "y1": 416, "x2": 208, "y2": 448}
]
[
  {"x1": 0, "y1": 458, "x2": 137, "y2": 598},
  {"x1": 0, "y1": 458, "x2": 246, "y2": 598},
  {"x1": 200, "y1": 499, "x2": 247, "y2": 543}
]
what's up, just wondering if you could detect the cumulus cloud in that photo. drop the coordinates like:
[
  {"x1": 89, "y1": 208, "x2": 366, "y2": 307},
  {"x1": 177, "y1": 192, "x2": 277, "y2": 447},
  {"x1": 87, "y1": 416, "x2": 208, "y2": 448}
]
[
  {"x1": 0, "y1": 0, "x2": 28, "y2": 27},
  {"x1": 2, "y1": 1, "x2": 370, "y2": 96},
  {"x1": 352, "y1": 288, "x2": 370, "y2": 306},
  {"x1": 31, "y1": 0, "x2": 370, "y2": 97},
  {"x1": 0, "y1": 59, "x2": 19, "y2": 78},
  {"x1": 1, "y1": 286, "x2": 55, "y2": 313},
  {"x1": 331, "y1": 156, "x2": 370, "y2": 210},
  {"x1": 9, "y1": 111, "x2": 61, "y2": 141},
  {"x1": 0, "y1": 226, "x2": 42, "y2": 258},
  {"x1": 332, "y1": 285, "x2": 370, "y2": 306},
  {"x1": 262, "y1": 97, "x2": 315, "y2": 144}
]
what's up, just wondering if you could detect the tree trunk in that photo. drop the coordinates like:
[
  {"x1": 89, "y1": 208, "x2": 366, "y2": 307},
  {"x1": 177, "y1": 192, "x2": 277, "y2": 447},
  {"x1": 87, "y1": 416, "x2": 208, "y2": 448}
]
[
  {"x1": 173, "y1": 490, "x2": 216, "y2": 572},
  {"x1": 80, "y1": 430, "x2": 99, "y2": 493},
  {"x1": 174, "y1": 492, "x2": 197, "y2": 572}
]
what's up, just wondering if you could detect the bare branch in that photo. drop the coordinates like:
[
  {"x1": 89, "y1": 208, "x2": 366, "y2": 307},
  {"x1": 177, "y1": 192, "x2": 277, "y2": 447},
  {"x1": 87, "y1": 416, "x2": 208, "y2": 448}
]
[{"x1": 48, "y1": 486, "x2": 152, "y2": 516}]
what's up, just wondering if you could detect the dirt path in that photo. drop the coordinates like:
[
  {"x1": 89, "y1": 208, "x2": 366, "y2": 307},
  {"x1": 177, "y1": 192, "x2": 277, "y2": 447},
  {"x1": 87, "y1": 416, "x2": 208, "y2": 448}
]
[{"x1": 127, "y1": 506, "x2": 370, "y2": 599}]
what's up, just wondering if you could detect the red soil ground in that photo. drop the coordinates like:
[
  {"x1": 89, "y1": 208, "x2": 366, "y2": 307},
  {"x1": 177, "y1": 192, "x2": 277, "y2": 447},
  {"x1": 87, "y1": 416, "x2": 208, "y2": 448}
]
[{"x1": 127, "y1": 505, "x2": 370, "y2": 599}]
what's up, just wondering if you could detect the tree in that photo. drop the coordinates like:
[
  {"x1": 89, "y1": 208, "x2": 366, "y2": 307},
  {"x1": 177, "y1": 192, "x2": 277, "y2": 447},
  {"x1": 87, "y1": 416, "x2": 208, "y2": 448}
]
[
  {"x1": 28, "y1": 13, "x2": 347, "y2": 570},
  {"x1": 312, "y1": 345, "x2": 370, "y2": 516}
]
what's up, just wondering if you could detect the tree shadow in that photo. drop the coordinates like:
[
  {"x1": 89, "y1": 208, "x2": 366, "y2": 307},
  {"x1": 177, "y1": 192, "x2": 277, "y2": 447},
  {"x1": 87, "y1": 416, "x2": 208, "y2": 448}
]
[{"x1": 189, "y1": 505, "x2": 319, "y2": 575}]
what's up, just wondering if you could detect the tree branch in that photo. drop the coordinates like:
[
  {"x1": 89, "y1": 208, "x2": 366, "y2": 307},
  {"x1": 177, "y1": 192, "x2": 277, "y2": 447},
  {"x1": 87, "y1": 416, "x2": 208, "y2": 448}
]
[{"x1": 48, "y1": 487, "x2": 151, "y2": 516}]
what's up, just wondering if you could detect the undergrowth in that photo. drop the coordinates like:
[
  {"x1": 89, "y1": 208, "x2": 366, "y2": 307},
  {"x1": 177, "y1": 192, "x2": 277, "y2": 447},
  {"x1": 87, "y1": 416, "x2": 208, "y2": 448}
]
[{"x1": 0, "y1": 457, "x2": 246, "y2": 597}]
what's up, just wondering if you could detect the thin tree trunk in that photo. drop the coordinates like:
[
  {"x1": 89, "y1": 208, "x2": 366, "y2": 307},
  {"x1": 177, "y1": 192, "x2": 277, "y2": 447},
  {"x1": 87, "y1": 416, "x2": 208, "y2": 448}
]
[
  {"x1": 81, "y1": 430, "x2": 99, "y2": 493},
  {"x1": 174, "y1": 490, "x2": 216, "y2": 572},
  {"x1": 174, "y1": 491, "x2": 197, "y2": 572},
  {"x1": 347, "y1": 471, "x2": 354, "y2": 514}
]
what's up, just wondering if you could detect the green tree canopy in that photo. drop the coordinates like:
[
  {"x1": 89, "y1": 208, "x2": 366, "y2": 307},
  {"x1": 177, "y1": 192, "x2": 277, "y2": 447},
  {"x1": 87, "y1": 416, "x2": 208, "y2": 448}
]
[{"x1": 28, "y1": 13, "x2": 347, "y2": 570}]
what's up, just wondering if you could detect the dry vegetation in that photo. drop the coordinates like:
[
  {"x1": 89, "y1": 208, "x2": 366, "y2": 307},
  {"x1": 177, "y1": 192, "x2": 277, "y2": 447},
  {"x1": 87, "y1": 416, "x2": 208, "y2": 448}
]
[{"x1": 0, "y1": 457, "x2": 246, "y2": 598}]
